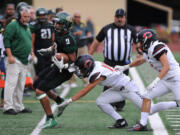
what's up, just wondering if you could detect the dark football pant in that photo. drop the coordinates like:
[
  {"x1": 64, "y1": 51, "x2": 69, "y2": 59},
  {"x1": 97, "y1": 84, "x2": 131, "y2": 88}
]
[
  {"x1": 103, "y1": 59, "x2": 130, "y2": 111},
  {"x1": 34, "y1": 54, "x2": 52, "y2": 76},
  {"x1": 33, "y1": 65, "x2": 73, "y2": 92}
]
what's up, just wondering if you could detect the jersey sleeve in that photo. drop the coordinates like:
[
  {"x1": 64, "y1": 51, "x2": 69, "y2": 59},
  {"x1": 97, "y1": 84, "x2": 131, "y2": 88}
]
[
  {"x1": 89, "y1": 72, "x2": 101, "y2": 83},
  {"x1": 152, "y1": 44, "x2": 167, "y2": 60},
  {"x1": 96, "y1": 26, "x2": 106, "y2": 42},
  {"x1": 3, "y1": 21, "x2": 16, "y2": 48}
]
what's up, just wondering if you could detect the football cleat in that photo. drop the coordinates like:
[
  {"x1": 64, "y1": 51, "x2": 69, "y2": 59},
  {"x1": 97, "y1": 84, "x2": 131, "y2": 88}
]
[
  {"x1": 40, "y1": 118, "x2": 57, "y2": 129},
  {"x1": 108, "y1": 118, "x2": 128, "y2": 128},
  {"x1": 57, "y1": 104, "x2": 68, "y2": 117},
  {"x1": 128, "y1": 123, "x2": 148, "y2": 131}
]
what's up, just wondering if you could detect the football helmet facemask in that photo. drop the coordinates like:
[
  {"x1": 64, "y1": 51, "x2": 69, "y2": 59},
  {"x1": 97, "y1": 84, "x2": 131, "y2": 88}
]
[
  {"x1": 36, "y1": 8, "x2": 48, "y2": 23},
  {"x1": 75, "y1": 55, "x2": 95, "y2": 78},
  {"x1": 137, "y1": 29, "x2": 157, "y2": 52},
  {"x1": 55, "y1": 12, "x2": 72, "y2": 33}
]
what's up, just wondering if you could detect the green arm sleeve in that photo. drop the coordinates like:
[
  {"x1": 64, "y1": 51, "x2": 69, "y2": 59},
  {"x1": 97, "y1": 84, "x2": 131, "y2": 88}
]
[{"x1": 3, "y1": 22, "x2": 16, "y2": 48}]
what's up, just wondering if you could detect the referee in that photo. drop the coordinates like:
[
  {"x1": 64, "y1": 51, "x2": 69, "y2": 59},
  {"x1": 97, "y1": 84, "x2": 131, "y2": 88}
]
[{"x1": 89, "y1": 8, "x2": 138, "y2": 111}]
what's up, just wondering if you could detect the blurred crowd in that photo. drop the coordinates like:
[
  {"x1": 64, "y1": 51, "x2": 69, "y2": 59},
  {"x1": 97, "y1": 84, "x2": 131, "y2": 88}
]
[{"x1": 0, "y1": 2, "x2": 95, "y2": 114}]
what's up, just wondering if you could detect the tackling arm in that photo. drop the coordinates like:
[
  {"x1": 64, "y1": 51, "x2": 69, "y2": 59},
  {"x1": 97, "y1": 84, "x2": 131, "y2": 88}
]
[
  {"x1": 72, "y1": 76, "x2": 105, "y2": 101},
  {"x1": 88, "y1": 39, "x2": 100, "y2": 55},
  {"x1": 158, "y1": 53, "x2": 170, "y2": 79}
]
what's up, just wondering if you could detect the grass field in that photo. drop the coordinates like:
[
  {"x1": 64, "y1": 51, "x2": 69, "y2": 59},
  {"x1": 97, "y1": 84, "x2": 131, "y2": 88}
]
[{"x1": 0, "y1": 52, "x2": 180, "y2": 135}]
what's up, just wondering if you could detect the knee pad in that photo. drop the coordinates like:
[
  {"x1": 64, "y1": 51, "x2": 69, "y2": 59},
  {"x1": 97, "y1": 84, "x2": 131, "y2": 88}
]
[
  {"x1": 176, "y1": 100, "x2": 180, "y2": 107},
  {"x1": 37, "y1": 93, "x2": 47, "y2": 100},
  {"x1": 36, "y1": 89, "x2": 47, "y2": 100}
]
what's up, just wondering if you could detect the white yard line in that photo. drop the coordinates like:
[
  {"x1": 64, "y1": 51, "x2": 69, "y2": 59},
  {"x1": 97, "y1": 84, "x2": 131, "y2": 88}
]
[
  {"x1": 166, "y1": 115, "x2": 180, "y2": 117},
  {"x1": 166, "y1": 117, "x2": 180, "y2": 120},
  {"x1": 130, "y1": 67, "x2": 169, "y2": 135},
  {"x1": 30, "y1": 86, "x2": 71, "y2": 135}
]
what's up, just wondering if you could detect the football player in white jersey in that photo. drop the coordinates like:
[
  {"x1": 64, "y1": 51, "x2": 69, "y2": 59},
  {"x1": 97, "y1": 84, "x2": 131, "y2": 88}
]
[
  {"x1": 115, "y1": 29, "x2": 180, "y2": 131},
  {"x1": 56, "y1": 54, "x2": 177, "y2": 129}
]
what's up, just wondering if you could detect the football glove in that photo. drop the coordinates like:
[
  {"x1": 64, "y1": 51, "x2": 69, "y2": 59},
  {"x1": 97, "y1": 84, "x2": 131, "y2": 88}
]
[
  {"x1": 37, "y1": 47, "x2": 52, "y2": 56},
  {"x1": 114, "y1": 64, "x2": 130, "y2": 72},
  {"x1": 146, "y1": 77, "x2": 160, "y2": 91},
  {"x1": 57, "y1": 98, "x2": 72, "y2": 117},
  {"x1": 68, "y1": 63, "x2": 76, "y2": 73},
  {"x1": 53, "y1": 56, "x2": 68, "y2": 72}
]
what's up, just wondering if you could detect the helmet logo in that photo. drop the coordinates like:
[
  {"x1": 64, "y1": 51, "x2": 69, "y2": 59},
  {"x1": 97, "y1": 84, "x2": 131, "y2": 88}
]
[
  {"x1": 84, "y1": 59, "x2": 92, "y2": 68},
  {"x1": 66, "y1": 16, "x2": 72, "y2": 22},
  {"x1": 143, "y1": 32, "x2": 152, "y2": 39}
]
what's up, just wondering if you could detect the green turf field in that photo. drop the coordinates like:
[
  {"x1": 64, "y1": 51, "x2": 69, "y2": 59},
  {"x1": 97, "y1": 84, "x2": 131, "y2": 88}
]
[{"x1": 0, "y1": 52, "x2": 180, "y2": 135}]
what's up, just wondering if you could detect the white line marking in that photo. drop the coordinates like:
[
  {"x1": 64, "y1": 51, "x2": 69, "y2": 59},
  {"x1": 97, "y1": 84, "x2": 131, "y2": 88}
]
[
  {"x1": 165, "y1": 109, "x2": 178, "y2": 112},
  {"x1": 176, "y1": 133, "x2": 180, "y2": 135},
  {"x1": 130, "y1": 67, "x2": 168, "y2": 135},
  {"x1": 170, "y1": 121, "x2": 180, "y2": 123},
  {"x1": 30, "y1": 86, "x2": 71, "y2": 135},
  {"x1": 171, "y1": 125, "x2": 180, "y2": 127},
  {"x1": 166, "y1": 118, "x2": 180, "y2": 120},
  {"x1": 166, "y1": 115, "x2": 180, "y2": 117},
  {"x1": 173, "y1": 129, "x2": 180, "y2": 131}
]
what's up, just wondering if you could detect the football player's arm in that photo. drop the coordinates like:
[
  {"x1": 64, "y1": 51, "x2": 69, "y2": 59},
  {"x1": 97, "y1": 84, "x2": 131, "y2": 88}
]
[
  {"x1": 31, "y1": 33, "x2": 35, "y2": 53},
  {"x1": 67, "y1": 52, "x2": 76, "y2": 62},
  {"x1": 88, "y1": 39, "x2": 100, "y2": 55},
  {"x1": 158, "y1": 53, "x2": 169, "y2": 79},
  {"x1": 129, "y1": 56, "x2": 146, "y2": 67},
  {"x1": 51, "y1": 32, "x2": 55, "y2": 45},
  {"x1": 115, "y1": 55, "x2": 146, "y2": 71},
  {"x1": 72, "y1": 76, "x2": 105, "y2": 101}
]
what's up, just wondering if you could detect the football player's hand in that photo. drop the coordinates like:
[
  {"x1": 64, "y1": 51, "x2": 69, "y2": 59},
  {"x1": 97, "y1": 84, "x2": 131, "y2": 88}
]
[
  {"x1": 146, "y1": 77, "x2": 160, "y2": 91},
  {"x1": 68, "y1": 63, "x2": 76, "y2": 73},
  {"x1": 8, "y1": 56, "x2": 16, "y2": 64},
  {"x1": 114, "y1": 64, "x2": 129, "y2": 72},
  {"x1": 57, "y1": 98, "x2": 72, "y2": 117},
  {"x1": 53, "y1": 56, "x2": 68, "y2": 72}
]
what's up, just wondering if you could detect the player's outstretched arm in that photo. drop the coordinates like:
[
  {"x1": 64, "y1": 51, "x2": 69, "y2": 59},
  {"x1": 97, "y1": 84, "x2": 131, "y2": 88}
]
[{"x1": 56, "y1": 77, "x2": 104, "y2": 117}]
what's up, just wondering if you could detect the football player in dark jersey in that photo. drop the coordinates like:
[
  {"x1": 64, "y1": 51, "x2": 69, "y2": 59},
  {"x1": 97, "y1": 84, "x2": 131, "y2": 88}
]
[
  {"x1": 33, "y1": 12, "x2": 77, "y2": 128},
  {"x1": 30, "y1": 8, "x2": 55, "y2": 78}
]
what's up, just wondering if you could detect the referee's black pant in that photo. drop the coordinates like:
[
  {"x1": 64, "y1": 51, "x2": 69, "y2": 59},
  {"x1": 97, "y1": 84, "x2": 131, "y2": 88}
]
[{"x1": 103, "y1": 58, "x2": 130, "y2": 111}]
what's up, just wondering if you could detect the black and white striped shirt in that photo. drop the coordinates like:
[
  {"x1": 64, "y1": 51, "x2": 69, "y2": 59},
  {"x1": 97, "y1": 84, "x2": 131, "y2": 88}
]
[{"x1": 96, "y1": 23, "x2": 137, "y2": 63}]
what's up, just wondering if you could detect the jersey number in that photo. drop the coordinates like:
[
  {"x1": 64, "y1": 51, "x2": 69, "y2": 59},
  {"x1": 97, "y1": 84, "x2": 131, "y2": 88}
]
[
  {"x1": 65, "y1": 38, "x2": 70, "y2": 45},
  {"x1": 41, "y1": 29, "x2": 51, "y2": 39}
]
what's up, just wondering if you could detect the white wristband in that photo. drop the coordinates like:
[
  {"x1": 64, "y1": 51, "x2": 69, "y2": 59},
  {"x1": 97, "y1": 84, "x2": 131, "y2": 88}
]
[{"x1": 124, "y1": 64, "x2": 130, "y2": 70}]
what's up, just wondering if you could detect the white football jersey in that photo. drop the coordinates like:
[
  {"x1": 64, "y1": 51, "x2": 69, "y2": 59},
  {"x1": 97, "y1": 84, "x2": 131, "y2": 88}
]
[
  {"x1": 143, "y1": 41, "x2": 180, "y2": 80},
  {"x1": 88, "y1": 61, "x2": 131, "y2": 89}
]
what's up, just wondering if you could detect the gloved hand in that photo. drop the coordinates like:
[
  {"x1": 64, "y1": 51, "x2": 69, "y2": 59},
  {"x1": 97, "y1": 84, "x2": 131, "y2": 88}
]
[
  {"x1": 68, "y1": 63, "x2": 76, "y2": 73},
  {"x1": 114, "y1": 64, "x2": 130, "y2": 72},
  {"x1": 53, "y1": 56, "x2": 68, "y2": 72},
  {"x1": 57, "y1": 98, "x2": 72, "y2": 117},
  {"x1": 37, "y1": 47, "x2": 52, "y2": 56},
  {"x1": 147, "y1": 77, "x2": 160, "y2": 91}
]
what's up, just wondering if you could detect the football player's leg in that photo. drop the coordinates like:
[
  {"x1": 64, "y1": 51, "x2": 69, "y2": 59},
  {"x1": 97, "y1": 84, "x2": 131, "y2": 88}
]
[
  {"x1": 46, "y1": 70, "x2": 73, "y2": 104},
  {"x1": 96, "y1": 88, "x2": 125, "y2": 120},
  {"x1": 150, "y1": 101, "x2": 177, "y2": 115},
  {"x1": 122, "y1": 80, "x2": 143, "y2": 109},
  {"x1": 96, "y1": 88, "x2": 128, "y2": 128},
  {"x1": 141, "y1": 81, "x2": 168, "y2": 126},
  {"x1": 171, "y1": 79, "x2": 180, "y2": 107}
]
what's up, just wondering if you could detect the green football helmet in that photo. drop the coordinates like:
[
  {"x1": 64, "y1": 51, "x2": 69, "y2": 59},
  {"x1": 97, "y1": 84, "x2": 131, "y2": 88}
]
[
  {"x1": 55, "y1": 12, "x2": 72, "y2": 33},
  {"x1": 36, "y1": 8, "x2": 48, "y2": 22}
]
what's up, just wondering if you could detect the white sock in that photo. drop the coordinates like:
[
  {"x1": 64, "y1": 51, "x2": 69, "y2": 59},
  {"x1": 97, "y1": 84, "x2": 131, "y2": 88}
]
[
  {"x1": 150, "y1": 101, "x2": 177, "y2": 114},
  {"x1": 97, "y1": 104, "x2": 123, "y2": 120},
  {"x1": 140, "y1": 112, "x2": 149, "y2": 126}
]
